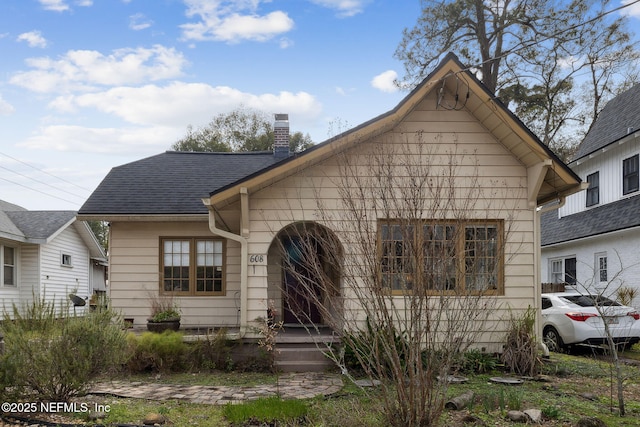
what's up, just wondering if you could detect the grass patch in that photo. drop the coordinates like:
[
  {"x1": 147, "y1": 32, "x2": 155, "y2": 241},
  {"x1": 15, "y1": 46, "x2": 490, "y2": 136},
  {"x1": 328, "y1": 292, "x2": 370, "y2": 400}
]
[{"x1": 222, "y1": 397, "x2": 307, "y2": 425}]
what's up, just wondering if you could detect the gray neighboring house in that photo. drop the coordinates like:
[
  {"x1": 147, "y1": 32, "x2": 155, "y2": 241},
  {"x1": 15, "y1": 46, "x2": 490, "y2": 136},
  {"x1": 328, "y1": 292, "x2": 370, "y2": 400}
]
[
  {"x1": 0, "y1": 200, "x2": 107, "y2": 316},
  {"x1": 541, "y1": 84, "x2": 640, "y2": 308}
]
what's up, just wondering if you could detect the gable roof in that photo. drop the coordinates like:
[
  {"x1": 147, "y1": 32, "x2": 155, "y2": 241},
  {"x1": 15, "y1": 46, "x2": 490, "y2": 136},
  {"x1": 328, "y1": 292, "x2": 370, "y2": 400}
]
[
  {"x1": 573, "y1": 83, "x2": 640, "y2": 160},
  {"x1": 0, "y1": 201, "x2": 106, "y2": 259},
  {"x1": 206, "y1": 53, "x2": 581, "y2": 208},
  {"x1": 79, "y1": 54, "x2": 583, "y2": 218},
  {"x1": 541, "y1": 195, "x2": 640, "y2": 246},
  {"x1": 79, "y1": 151, "x2": 282, "y2": 217},
  {"x1": 5, "y1": 210, "x2": 76, "y2": 242}
]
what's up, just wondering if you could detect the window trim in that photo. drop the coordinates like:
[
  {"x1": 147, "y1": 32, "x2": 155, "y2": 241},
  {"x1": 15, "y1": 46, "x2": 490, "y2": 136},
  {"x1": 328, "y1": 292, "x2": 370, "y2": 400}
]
[
  {"x1": 159, "y1": 237, "x2": 226, "y2": 296},
  {"x1": 2, "y1": 244, "x2": 17, "y2": 287},
  {"x1": 585, "y1": 171, "x2": 599, "y2": 207},
  {"x1": 61, "y1": 253, "x2": 73, "y2": 267},
  {"x1": 623, "y1": 154, "x2": 639, "y2": 195},
  {"x1": 595, "y1": 252, "x2": 607, "y2": 283},
  {"x1": 377, "y1": 219, "x2": 504, "y2": 296},
  {"x1": 549, "y1": 256, "x2": 576, "y2": 285}
]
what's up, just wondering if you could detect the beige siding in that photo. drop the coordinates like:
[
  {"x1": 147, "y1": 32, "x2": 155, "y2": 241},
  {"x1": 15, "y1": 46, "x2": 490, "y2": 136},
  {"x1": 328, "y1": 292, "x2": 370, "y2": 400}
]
[
  {"x1": 246, "y1": 93, "x2": 538, "y2": 350},
  {"x1": 108, "y1": 221, "x2": 241, "y2": 328}
]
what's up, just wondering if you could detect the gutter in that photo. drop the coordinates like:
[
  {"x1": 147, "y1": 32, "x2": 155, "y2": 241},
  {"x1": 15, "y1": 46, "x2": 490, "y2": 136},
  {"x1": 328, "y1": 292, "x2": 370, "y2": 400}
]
[{"x1": 202, "y1": 187, "x2": 249, "y2": 337}]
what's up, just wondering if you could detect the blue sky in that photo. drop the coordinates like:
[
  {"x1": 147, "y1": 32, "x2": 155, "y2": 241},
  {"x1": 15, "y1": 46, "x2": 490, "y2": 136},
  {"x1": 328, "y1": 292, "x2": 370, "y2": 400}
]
[{"x1": 1, "y1": 1, "x2": 638, "y2": 211}]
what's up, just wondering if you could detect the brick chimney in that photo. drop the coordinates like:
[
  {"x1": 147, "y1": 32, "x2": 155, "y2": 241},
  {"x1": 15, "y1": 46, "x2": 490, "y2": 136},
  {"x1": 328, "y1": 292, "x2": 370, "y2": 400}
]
[{"x1": 273, "y1": 113, "x2": 289, "y2": 158}]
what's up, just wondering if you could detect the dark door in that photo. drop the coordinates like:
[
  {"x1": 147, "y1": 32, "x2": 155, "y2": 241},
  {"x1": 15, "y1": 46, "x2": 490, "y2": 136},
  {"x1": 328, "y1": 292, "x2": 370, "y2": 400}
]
[{"x1": 282, "y1": 236, "x2": 322, "y2": 324}]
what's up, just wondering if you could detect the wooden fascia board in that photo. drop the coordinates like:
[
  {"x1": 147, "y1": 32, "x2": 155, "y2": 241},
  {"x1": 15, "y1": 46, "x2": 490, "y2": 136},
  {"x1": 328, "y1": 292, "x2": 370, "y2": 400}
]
[{"x1": 208, "y1": 75, "x2": 443, "y2": 207}]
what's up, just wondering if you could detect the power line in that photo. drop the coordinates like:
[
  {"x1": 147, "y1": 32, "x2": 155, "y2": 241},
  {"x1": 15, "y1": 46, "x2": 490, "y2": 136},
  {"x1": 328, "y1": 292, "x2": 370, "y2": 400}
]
[
  {"x1": 0, "y1": 163, "x2": 87, "y2": 201},
  {"x1": 0, "y1": 175, "x2": 81, "y2": 207},
  {"x1": 0, "y1": 151, "x2": 92, "y2": 193},
  {"x1": 456, "y1": 0, "x2": 640, "y2": 78}
]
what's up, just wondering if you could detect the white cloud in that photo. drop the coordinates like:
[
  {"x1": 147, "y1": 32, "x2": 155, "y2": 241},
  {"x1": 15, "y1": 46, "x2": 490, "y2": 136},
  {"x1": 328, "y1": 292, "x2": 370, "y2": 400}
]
[
  {"x1": 0, "y1": 95, "x2": 15, "y2": 115},
  {"x1": 51, "y1": 82, "x2": 322, "y2": 128},
  {"x1": 622, "y1": 0, "x2": 640, "y2": 18},
  {"x1": 16, "y1": 31, "x2": 48, "y2": 48},
  {"x1": 371, "y1": 70, "x2": 398, "y2": 93},
  {"x1": 10, "y1": 45, "x2": 187, "y2": 93},
  {"x1": 130, "y1": 13, "x2": 153, "y2": 30},
  {"x1": 309, "y1": 0, "x2": 368, "y2": 17},
  {"x1": 19, "y1": 125, "x2": 180, "y2": 155},
  {"x1": 180, "y1": 0, "x2": 294, "y2": 43},
  {"x1": 38, "y1": 0, "x2": 92, "y2": 11},
  {"x1": 25, "y1": 83, "x2": 322, "y2": 154}
]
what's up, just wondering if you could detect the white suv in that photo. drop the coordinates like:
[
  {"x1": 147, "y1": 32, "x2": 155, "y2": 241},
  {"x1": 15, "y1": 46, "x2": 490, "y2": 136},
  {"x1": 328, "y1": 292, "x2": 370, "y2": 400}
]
[{"x1": 541, "y1": 292, "x2": 640, "y2": 352}]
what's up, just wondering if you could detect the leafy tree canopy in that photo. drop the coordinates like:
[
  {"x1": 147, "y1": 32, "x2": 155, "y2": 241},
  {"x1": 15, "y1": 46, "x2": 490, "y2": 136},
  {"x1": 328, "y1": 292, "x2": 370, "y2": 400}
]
[{"x1": 172, "y1": 107, "x2": 314, "y2": 154}]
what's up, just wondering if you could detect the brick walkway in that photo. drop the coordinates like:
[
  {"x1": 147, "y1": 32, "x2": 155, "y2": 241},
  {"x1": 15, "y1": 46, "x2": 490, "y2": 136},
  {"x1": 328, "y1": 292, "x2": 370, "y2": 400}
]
[{"x1": 90, "y1": 372, "x2": 343, "y2": 405}]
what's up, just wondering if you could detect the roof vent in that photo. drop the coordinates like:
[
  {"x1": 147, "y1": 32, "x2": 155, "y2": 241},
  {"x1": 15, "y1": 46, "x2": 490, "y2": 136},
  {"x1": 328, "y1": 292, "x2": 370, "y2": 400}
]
[{"x1": 628, "y1": 127, "x2": 635, "y2": 135}]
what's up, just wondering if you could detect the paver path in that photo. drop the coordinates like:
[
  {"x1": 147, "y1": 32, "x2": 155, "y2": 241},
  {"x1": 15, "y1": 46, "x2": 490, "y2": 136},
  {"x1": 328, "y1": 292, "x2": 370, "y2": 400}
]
[{"x1": 90, "y1": 372, "x2": 343, "y2": 405}]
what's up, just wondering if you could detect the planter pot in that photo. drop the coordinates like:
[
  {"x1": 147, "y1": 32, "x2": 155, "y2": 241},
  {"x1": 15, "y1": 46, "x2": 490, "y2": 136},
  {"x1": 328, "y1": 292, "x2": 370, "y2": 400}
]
[{"x1": 146, "y1": 319, "x2": 180, "y2": 333}]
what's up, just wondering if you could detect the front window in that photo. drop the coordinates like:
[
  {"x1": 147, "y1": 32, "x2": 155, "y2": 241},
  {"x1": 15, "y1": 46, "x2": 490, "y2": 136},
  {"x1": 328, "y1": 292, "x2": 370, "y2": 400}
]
[
  {"x1": 379, "y1": 220, "x2": 503, "y2": 294},
  {"x1": 161, "y1": 238, "x2": 225, "y2": 296},
  {"x1": 3, "y1": 246, "x2": 16, "y2": 286},
  {"x1": 623, "y1": 154, "x2": 639, "y2": 195},
  {"x1": 586, "y1": 172, "x2": 599, "y2": 207},
  {"x1": 550, "y1": 257, "x2": 576, "y2": 285}
]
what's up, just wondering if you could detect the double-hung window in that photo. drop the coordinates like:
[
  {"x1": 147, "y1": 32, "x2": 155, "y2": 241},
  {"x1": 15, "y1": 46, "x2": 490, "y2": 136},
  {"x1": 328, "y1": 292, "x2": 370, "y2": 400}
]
[
  {"x1": 379, "y1": 220, "x2": 503, "y2": 294},
  {"x1": 586, "y1": 172, "x2": 599, "y2": 207},
  {"x1": 160, "y1": 238, "x2": 225, "y2": 296},
  {"x1": 623, "y1": 154, "x2": 639, "y2": 195},
  {"x1": 2, "y1": 245, "x2": 16, "y2": 287},
  {"x1": 596, "y1": 253, "x2": 607, "y2": 283}
]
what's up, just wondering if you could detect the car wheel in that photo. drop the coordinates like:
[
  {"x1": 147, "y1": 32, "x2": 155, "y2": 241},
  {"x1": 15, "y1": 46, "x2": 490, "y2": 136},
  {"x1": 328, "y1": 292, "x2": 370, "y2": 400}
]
[{"x1": 543, "y1": 327, "x2": 565, "y2": 353}]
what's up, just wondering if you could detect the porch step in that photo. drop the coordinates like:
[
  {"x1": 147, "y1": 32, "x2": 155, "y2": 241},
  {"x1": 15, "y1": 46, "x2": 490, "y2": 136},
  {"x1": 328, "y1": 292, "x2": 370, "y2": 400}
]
[{"x1": 274, "y1": 343, "x2": 335, "y2": 373}]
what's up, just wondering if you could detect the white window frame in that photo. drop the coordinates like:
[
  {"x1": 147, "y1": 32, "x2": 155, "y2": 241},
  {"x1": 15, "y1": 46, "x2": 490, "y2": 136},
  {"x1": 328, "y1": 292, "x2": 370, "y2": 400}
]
[
  {"x1": 595, "y1": 252, "x2": 607, "y2": 283},
  {"x1": 61, "y1": 253, "x2": 73, "y2": 267},
  {"x1": 549, "y1": 256, "x2": 577, "y2": 285},
  {"x1": 1, "y1": 244, "x2": 18, "y2": 287}
]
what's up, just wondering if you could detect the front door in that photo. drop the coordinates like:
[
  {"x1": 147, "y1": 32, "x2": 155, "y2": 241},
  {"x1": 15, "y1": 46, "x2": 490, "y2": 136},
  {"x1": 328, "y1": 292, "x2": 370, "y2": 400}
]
[{"x1": 282, "y1": 236, "x2": 322, "y2": 325}]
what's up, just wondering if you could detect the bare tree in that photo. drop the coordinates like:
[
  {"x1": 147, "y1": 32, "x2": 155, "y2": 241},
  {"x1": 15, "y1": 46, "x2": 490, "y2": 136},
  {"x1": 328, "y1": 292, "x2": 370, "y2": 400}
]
[
  {"x1": 267, "y1": 133, "x2": 526, "y2": 427},
  {"x1": 553, "y1": 251, "x2": 640, "y2": 417}
]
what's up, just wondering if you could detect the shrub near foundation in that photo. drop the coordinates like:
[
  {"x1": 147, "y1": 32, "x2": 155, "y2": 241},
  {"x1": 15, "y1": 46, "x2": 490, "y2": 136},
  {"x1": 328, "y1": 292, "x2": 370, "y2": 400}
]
[
  {"x1": 126, "y1": 331, "x2": 188, "y2": 372},
  {"x1": 0, "y1": 299, "x2": 127, "y2": 402}
]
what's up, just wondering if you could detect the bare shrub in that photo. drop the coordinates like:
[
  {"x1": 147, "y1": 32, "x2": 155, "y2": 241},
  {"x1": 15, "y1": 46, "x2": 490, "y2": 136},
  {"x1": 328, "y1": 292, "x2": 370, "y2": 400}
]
[
  {"x1": 501, "y1": 307, "x2": 541, "y2": 376},
  {"x1": 267, "y1": 134, "x2": 525, "y2": 426}
]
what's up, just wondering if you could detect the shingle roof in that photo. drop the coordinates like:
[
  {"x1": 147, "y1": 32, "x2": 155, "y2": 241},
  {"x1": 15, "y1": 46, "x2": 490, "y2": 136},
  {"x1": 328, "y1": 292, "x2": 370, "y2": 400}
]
[
  {"x1": 574, "y1": 83, "x2": 640, "y2": 160},
  {"x1": 541, "y1": 195, "x2": 640, "y2": 246},
  {"x1": 0, "y1": 200, "x2": 76, "y2": 242},
  {"x1": 5, "y1": 211, "x2": 76, "y2": 240},
  {"x1": 79, "y1": 151, "x2": 283, "y2": 215}
]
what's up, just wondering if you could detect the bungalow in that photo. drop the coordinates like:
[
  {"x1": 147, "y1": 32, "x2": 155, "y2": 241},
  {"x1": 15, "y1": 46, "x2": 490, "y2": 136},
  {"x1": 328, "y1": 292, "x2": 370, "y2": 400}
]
[
  {"x1": 0, "y1": 200, "x2": 107, "y2": 316},
  {"x1": 78, "y1": 54, "x2": 583, "y2": 351}
]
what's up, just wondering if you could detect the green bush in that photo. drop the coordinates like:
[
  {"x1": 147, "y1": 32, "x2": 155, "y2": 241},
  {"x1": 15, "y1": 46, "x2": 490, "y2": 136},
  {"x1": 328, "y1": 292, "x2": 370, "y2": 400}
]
[
  {"x1": 187, "y1": 328, "x2": 235, "y2": 371},
  {"x1": 0, "y1": 299, "x2": 127, "y2": 402},
  {"x1": 127, "y1": 331, "x2": 188, "y2": 372}
]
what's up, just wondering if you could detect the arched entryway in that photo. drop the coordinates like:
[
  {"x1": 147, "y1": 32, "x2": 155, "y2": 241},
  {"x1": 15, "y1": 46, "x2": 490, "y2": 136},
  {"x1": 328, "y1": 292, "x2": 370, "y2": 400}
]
[{"x1": 268, "y1": 222, "x2": 342, "y2": 327}]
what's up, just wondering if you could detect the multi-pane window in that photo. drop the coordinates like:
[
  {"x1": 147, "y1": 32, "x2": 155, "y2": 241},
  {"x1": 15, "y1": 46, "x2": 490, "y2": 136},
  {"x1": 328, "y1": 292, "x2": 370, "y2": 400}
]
[
  {"x1": 3, "y1": 246, "x2": 16, "y2": 286},
  {"x1": 379, "y1": 220, "x2": 503, "y2": 294},
  {"x1": 586, "y1": 172, "x2": 599, "y2": 207},
  {"x1": 161, "y1": 238, "x2": 224, "y2": 296},
  {"x1": 596, "y1": 253, "x2": 607, "y2": 283},
  {"x1": 623, "y1": 154, "x2": 639, "y2": 195},
  {"x1": 550, "y1": 257, "x2": 576, "y2": 285}
]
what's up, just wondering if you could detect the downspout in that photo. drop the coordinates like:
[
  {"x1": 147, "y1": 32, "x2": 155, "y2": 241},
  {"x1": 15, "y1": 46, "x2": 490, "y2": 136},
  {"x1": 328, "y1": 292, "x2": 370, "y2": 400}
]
[{"x1": 203, "y1": 187, "x2": 250, "y2": 337}]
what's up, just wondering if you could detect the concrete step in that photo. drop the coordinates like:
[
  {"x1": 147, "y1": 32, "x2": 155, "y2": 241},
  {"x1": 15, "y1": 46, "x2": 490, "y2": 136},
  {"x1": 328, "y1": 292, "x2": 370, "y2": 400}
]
[{"x1": 274, "y1": 343, "x2": 334, "y2": 372}]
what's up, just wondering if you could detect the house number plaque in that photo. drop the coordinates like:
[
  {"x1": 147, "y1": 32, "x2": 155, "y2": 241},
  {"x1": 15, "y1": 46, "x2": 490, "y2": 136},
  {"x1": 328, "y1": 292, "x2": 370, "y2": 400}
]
[{"x1": 248, "y1": 254, "x2": 267, "y2": 265}]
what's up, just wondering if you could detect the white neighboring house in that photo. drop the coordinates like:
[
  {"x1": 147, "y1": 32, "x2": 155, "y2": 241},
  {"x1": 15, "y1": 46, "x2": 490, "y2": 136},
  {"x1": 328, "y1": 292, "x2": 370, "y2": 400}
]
[
  {"x1": 0, "y1": 200, "x2": 107, "y2": 316},
  {"x1": 541, "y1": 84, "x2": 640, "y2": 309}
]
